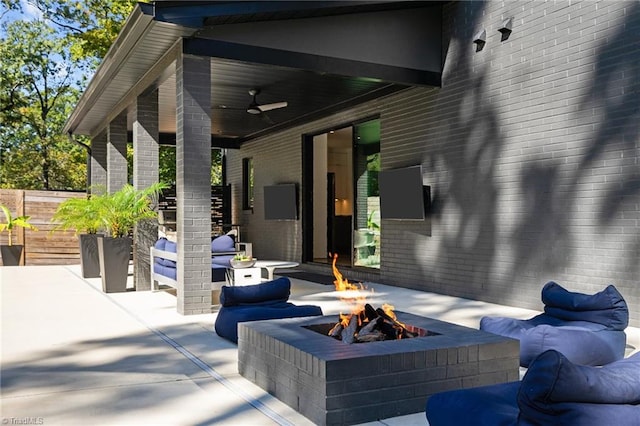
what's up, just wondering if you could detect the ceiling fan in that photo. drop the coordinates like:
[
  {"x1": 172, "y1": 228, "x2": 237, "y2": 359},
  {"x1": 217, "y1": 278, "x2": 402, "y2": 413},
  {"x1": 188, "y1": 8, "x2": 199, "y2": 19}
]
[{"x1": 245, "y1": 89, "x2": 288, "y2": 115}]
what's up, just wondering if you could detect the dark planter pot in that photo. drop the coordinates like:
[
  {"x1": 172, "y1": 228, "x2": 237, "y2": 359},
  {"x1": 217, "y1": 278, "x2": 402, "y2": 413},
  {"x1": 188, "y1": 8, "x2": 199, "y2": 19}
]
[
  {"x1": 1, "y1": 245, "x2": 23, "y2": 266},
  {"x1": 98, "y1": 236, "x2": 132, "y2": 293},
  {"x1": 79, "y1": 234, "x2": 102, "y2": 278}
]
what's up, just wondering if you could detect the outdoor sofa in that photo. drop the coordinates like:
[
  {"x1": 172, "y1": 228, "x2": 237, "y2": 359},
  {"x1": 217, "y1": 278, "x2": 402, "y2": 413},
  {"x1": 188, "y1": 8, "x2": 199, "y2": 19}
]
[
  {"x1": 425, "y1": 349, "x2": 640, "y2": 426},
  {"x1": 480, "y1": 281, "x2": 628, "y2": 367},
  {"x1": 214, "y1": 277, "x2": 323, "y2": 343},
  {"x1": 151, "y1": 235, "x2": 251, "y2": 290}
]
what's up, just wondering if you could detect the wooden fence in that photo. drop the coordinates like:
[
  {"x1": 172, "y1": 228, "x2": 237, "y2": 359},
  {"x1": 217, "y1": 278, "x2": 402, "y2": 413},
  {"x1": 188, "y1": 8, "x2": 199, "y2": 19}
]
[{"x1": 0, "y1": 189, "x2": 85, "y2": 266}]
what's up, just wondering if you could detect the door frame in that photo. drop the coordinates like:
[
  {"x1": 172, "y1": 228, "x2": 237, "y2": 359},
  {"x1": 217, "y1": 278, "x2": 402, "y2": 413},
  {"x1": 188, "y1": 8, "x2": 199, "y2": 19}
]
[{"x1": 301, "y1": 115, "x2": 380, "y2": 265}]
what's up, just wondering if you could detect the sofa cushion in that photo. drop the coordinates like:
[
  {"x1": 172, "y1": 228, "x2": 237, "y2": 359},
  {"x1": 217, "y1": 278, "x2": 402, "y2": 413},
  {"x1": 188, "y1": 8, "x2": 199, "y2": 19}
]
[
  {"x1": 155, "y1": 237, "x2": 177, "y2": 253},
  {"x1": 211, "y1": 235, "x2": 235, "y2": 253},
  {"x1": 541, "y1": 281, "x2": 628, "y2": 330},
  {"x1": 219, "y1": 277, "x2": 291, "y2": 307},
  {"x1": 153, "y1": 262, "x2": 177, "y2": 280},
  {"x1": 211, "y1": 254, "x2": 233, "y2": 268},
  {"x1": 153, "y1": 238, "x2": 177, "y2": 267}
]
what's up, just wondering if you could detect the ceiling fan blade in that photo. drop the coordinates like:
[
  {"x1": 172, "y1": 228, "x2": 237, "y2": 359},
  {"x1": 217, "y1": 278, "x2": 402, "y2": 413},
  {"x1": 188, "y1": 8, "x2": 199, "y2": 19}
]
[
  {"x1": 258, "y1": 101, "x2": 288, "y2": 112},
  {"x1": 213, "y1": 105, "x2": 244, "y2": 110}
]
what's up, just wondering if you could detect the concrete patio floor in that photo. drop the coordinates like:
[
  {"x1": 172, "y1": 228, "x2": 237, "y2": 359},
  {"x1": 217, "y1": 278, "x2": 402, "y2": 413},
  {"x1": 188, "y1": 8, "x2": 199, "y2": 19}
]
[{"x1": 2, "y1": 265, "x2": 638, "y2": 426}]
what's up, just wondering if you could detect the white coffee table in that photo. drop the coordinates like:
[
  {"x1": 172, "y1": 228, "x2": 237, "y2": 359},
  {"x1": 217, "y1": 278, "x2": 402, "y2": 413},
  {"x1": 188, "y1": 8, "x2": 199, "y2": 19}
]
[
  {"x1": 253, "y1": 260, "x2": 299, "y2": 281},
  {"x1": 226, "y1": 267, "x2": 262, "y2": 286}
]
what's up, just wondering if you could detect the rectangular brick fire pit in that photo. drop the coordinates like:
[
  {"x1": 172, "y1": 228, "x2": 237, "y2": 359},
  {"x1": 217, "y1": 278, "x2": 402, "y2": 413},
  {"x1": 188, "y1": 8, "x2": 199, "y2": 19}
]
[{"x1": 238, "y1": 312, "x2": 519, "y2": 426}]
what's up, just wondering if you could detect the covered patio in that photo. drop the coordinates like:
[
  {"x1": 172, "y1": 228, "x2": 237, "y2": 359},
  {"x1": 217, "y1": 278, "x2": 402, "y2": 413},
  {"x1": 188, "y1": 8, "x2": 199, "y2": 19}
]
[
  {"x1": 63, "y1": 1, "x2": 444, "y2": 315},
  {"x1": 62, "y1": 0, "x2": 640, "y2": 332}
]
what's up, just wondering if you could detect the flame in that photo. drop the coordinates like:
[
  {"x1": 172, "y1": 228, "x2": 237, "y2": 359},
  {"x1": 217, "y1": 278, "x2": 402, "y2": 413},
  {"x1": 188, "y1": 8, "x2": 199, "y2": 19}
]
[
  {"x1": 382, "y1": 302, "x2": 406, "y2": 331},
  {"x1": 332, "y1": 253, "x2": 362, "y2": 291},
  {"x1": 339, "y1": 313, "x2": 351, "y2": 327},
  {"x1": 330, "y1": 255, "x2": 404, "y2": 341},
  {"x1": 382, "y1": 303, "x2": 395, "y2": 319}
]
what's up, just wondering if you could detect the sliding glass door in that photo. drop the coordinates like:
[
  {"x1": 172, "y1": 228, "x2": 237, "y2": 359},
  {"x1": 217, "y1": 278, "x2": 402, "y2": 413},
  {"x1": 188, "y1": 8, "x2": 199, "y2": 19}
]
[{"x1": 302, "y1": 118, "x2": 380, "y2": 269}]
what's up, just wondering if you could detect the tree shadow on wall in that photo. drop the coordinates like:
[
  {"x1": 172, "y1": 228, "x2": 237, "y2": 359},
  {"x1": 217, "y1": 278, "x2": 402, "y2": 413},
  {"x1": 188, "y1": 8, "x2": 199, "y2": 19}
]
[
  {"x1": 581, "y1": 2, "x2": 640, "y2": 279},
  {"x1": 429, "y1": 1, "x2": 639, "y2": 306},
  {"x1": 511, "y1": 2, "x2": 640, "y2": 290},
  {"x1": 428, "y1": 0, "x2": 504, "y2": 297}
]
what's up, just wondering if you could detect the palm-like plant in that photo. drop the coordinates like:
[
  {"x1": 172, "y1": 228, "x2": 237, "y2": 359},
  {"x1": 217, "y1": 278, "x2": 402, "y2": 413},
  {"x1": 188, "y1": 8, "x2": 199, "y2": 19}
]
[
  {"x1": 98, "y1": 183, "x2": 167, "y2": 238},
  {"x1": 50, "y1": 193, "x2": 105, "y2": 278},
  {"x1": 51, "y1": 194, "x2": 103, "y2": 235},
  {"x1": 0, "y1": 204, "x2": 38, "y2": 246},
  {"x1": 367, "y1": 210, "x2": 380, "y2": 231}
]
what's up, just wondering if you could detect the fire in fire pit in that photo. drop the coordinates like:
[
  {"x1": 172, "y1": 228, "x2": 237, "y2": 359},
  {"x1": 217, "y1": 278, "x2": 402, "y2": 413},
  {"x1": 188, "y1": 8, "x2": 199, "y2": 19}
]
[
  {"x1": 311, "y1": 303, "x2": 438, "y2": 343},
  {"x1": 319, "y1": 255, "x2": 438, "y2": 343}
]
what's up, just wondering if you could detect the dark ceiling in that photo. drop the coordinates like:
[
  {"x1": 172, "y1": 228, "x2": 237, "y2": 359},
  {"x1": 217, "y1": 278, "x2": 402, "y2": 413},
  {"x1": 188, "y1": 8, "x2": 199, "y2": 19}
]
[
  {"x1": 71, "y1": 1, "x2": 442, "y2": 147},
  {"x1": 153, "y1": 57, "x2": 406, "y2": 146}
]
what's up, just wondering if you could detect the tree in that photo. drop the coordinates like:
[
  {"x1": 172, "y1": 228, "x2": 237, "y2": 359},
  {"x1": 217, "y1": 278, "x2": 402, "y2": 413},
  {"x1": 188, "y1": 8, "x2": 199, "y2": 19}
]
[
  {"x1": 0, "y1": 0, "x2": 18, "y2": 21},
  {"x1": 27, "y1": 0, "x2": 138, "y2": 62},
  {"x1": 0, "y1": 1, "x2": 224, "y2": 189},
  {"x1": 127, "y1": 145, "x2": 223, "y2": 187},
  {"x1": 0, "y1": 19, "x2": 86, "y2": 189},
  {"x1": 0, "y1": 1, "x2": 136, "y2": 190}
]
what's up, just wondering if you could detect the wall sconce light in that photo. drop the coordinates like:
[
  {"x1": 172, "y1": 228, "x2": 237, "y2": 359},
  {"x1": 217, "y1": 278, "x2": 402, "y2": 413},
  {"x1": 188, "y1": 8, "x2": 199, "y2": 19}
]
[
  {"x1": 473, "y1": 29, "x2": 486, "y2": 51},
  {"x1": 498, "y1": 18, "x2": 513, "y2": 41}
]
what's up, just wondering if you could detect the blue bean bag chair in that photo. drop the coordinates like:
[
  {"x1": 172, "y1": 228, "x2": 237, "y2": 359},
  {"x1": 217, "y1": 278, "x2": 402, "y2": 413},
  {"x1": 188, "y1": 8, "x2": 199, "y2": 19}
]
[
  {"x1": 480, "y1": 281, "x2": 628, "y2": 366},
  {"x1": 426, "y1": 349, "x2": 640, "y2": 426},
  {"x1": 214, "y1": 277, "x2": 323, "y2": 343}
]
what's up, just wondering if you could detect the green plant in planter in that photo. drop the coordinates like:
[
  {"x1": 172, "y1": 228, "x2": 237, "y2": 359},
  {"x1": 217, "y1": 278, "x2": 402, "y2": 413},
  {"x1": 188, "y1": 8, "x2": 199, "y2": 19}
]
[
  {"x1": 51, "y1": 192, "x2": 105, "y2": 278},
  {"x1": 0, "y1": 204, "x2": 38, "y2": 266},
  {"x1": 367, "y1": 210, "x2": 380, "y2": 231},
  {"x1": 0, "y1": 204, "x2": 38, "y2": 245},
  {"x1": 98, "y1": 183, "x2": 167, "y2": 238},
  {"x1": 51, "y1": 193, "x2": 104, "y2": 235},
  {"x1": 95, "y1": 183, "x2": 167, "y2": 293}
]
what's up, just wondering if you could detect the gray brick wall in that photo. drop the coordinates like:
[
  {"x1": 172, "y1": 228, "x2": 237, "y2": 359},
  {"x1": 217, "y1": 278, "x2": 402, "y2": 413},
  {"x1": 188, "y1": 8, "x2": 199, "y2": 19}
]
[
  {"x1": 132, "y1": 90, "x2": 159, "y2": 190},
  {"x1": 106, "y1": 112, "x2": 128, "y2": 194},
  {"x1": 90, "y1": 130, "x2": 107, "y2": 192},
  {"x1": 132, "y1": 90, "x2": 160, "y2": 291},
  {"x1": 227, "y1": 0, "x2": 640, "y2": 327},
  {"x1": 175, "y1": 53, "x2": 212, "y2": 315}
]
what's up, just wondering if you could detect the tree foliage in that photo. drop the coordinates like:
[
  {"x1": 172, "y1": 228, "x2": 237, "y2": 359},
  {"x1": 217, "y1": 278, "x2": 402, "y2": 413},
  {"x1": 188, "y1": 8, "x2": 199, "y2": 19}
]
[
  {"x1": 1, "y1": 1, "x2": 223, "y2": 191},
  {"x1": 0, "y1": 18, "x2": 86, "y2": 189},
  {"x1": 28, "y1": 0, "x2": 138, "y2": 62},
  {"x1": 0, "y1": 1, "x2": 136, "y2": 190},
  {"x1": 128, "y1": 145, "x2": 223, "y2": 186}
]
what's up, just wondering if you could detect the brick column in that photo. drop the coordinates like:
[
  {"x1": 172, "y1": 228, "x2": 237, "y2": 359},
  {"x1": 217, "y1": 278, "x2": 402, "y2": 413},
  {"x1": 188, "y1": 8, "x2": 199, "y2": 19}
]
[
  {"x1": 175, "y1": 52, "x2": 212, "y2": 315},
  {"x1": 90, "y1": 130, "x2": 107, "y2": 193},
  {"x1": 132, "y1": 90, "x2": 160, "y2": 291},
  {"x1": 107, "y1": 112, "x2": 128, "y2": 194}
]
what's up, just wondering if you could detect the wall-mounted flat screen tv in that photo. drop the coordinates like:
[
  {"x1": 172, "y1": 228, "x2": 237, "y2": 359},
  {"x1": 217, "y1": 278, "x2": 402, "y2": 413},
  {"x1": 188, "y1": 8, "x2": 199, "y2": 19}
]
[
  {"x1": 264, "y1": 184, "x2": 298, "y2": 220},
  {"x1": 379, "y1": 165, "x2": 428, "y2": 220}
]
